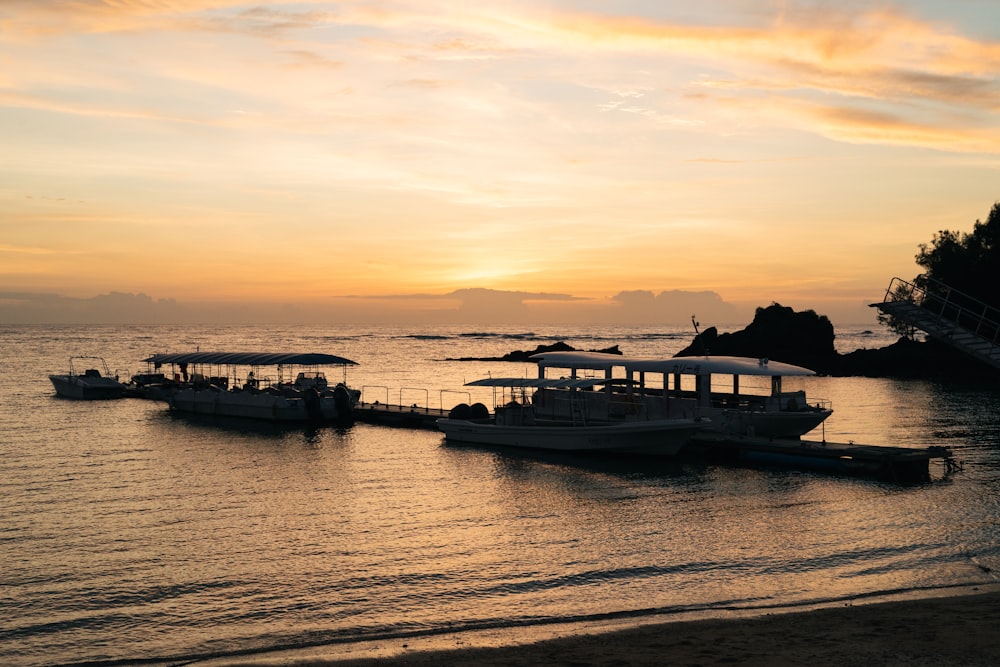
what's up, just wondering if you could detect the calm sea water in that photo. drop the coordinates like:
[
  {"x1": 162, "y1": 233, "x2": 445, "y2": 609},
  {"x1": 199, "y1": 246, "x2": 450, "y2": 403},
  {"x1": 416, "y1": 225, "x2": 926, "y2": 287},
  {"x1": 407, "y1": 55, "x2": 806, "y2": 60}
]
[{"x1": 2, "y1": 324, "x2": 999, "y2": 666}]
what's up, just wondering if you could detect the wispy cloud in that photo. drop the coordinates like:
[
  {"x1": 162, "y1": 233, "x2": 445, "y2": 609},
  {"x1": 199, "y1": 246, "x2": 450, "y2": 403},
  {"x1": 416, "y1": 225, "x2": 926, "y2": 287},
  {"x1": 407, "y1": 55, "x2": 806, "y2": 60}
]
[
  {"x1": 539, "y1": 6, "x2": 1000, "y2": 151},
  {"x1": 2, "y1": 2, "x2": 997, "y2": 316},
  {"x1": 0, "y1": 244, "x2": 53, "y2": 255},
  {"x1": 4, "y1": 2, "x2": 997, "y2": 151},
  {"x1": 811, "y1": 103, "x2": 1000, "y2": 152}
]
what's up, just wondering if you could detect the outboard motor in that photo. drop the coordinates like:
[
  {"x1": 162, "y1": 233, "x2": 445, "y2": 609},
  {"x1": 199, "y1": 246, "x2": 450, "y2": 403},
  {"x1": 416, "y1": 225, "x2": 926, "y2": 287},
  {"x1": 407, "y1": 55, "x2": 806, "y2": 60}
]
[
  {"x1": 304, "y1": 386, "x2": 324, "y2": 423},
  {"x1": 332, "y1": 383, "x2": 354, "y2": 426}
]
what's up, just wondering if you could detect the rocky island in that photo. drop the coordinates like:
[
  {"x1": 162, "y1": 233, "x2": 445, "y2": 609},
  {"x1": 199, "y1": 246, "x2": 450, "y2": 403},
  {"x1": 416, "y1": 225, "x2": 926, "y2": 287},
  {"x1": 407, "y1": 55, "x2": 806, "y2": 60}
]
[
  {"x1": 463, "y1": 303, "x2": 999, "y2": 381},
  {"x1": 677, "y1": 303, "x2": 999, "y2": 380},
  {"x1": 446, "y1": 341, "x2": 623, "y2": 362}
]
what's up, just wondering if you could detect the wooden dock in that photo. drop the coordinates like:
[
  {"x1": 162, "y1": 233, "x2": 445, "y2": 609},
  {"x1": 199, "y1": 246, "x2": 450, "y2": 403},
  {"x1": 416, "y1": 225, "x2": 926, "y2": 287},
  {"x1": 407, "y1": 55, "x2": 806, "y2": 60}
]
[
  {"x1": 684, "y1": 433, "x2": 958, "y2": 484},
  {"x1": 352, "y1": 401, "x2": 451, "y2": 430},
  {"x1": 119, "y1": 386, "x2": 959, "y2": 483},
  {"x1": 350, "y1": 403, "x2": 957, "y2": 483}
]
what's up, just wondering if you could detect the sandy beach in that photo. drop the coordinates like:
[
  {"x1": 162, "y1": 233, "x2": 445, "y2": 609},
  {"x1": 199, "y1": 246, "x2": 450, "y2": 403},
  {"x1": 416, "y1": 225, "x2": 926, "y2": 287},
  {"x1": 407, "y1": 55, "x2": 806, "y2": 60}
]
[{"x1": 207, "y1": 586, "x2": 1000, "y2": 667}]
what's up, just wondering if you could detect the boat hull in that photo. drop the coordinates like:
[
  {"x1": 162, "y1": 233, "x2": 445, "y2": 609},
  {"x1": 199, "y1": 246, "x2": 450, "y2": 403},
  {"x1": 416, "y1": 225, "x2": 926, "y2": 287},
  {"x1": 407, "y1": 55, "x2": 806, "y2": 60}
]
[
  {"x1": 437, "y1": 418, "x2": 700, "y2": 456},
  {"x1": 707, "y1": 408, "x2": 833, "y2": 438},
  {"x1": 167, "y1": 386, "x2": 358, "y2": 422},
  {"x1": 49, "y1": 375, "x2": 126, "y2": 400}
]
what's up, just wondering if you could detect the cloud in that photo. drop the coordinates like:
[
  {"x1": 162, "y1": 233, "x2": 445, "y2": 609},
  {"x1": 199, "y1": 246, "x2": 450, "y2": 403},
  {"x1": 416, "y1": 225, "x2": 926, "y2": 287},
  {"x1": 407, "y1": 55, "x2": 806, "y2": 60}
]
[
  {"x1": 498, "y1": 5, "x2": 1000, "y2": 152},
  {"x1": 809, "y1": 103, "x2": 1000, "y2": 152},
  {"x1": 5, "y1": 2, "x2": 998, "y2": 154},
  {"x1": 0, "y1": 287, "x2": 742, "y2": 325},
  {"x1": 0, "y1": 243, "x2": 62, "y2": 255},
  {"x1": 611, "y1": 289, "x2": 740, "y2": 324}
]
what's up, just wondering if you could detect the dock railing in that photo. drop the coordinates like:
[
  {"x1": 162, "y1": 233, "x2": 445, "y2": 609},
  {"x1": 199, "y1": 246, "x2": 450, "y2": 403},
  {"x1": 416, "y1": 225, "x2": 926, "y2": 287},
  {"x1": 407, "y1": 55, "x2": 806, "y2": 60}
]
[
  {"x1": 361, "y1": 385, "x2": 390, "y2": 405},
  {"x1": 439, "y1": 389, "x2": 471, "y2": 412},
  {"x1": 399, "y1": 387, "x2": 429, "y2": 410},
  {"x1": 360, "y1": 385, "x2": 470, "y2": 413},
  {"x1": 882, "y1": 276, "x2": 1000, "y2": 344}
]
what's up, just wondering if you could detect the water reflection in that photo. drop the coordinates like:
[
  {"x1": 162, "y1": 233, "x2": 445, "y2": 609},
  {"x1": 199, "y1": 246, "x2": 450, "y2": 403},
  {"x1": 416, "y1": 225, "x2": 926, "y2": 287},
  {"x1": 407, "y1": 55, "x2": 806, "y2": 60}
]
[
  {"x1": 7, "y1": 324, "x2": 1000, "y2": 667},
  {"x1": 147, "y1": 408, "x2": 358, "y2": 448}
]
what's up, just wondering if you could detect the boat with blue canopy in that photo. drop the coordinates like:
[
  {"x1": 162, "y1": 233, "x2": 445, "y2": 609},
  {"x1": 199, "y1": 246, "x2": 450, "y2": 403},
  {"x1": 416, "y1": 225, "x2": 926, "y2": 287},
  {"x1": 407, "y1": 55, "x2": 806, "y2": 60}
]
[{"x1": 141, "y1": 351, "x2": 360, "y2": 423}]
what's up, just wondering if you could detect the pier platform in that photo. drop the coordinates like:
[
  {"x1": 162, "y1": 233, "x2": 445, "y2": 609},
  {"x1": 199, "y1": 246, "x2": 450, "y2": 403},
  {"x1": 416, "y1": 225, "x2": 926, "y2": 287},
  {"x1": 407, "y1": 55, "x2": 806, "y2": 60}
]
[
  {"x1": 352, "y1": 401, "x2": 451, "y2": 430},
  {"x1": 684, "y1": 433, "x2": 958, "y2": 484},
  {"x1": 350, "y1": 403, "x2": 957, "y2": 483}
]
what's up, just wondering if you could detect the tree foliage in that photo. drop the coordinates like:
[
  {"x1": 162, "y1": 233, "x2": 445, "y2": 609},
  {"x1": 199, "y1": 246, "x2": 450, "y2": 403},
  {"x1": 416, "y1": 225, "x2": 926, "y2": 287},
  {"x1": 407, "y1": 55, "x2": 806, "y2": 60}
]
[
  {"x1": 875, "y1": 281, "x2": 918, "y2": 340},
  {"x1": 878, "y1": 201, "x2": 1000, "y2": 339},
  {"x1": 915, "y1": 201, "x2": 1000, "y2": 305}
]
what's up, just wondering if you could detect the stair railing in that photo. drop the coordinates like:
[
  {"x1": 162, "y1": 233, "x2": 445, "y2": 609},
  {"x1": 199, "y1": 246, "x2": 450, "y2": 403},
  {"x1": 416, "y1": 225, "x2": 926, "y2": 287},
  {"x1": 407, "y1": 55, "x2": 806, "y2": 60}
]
[{"x1": 882, "y1": 277, "x2": 1000, "y2": 344}]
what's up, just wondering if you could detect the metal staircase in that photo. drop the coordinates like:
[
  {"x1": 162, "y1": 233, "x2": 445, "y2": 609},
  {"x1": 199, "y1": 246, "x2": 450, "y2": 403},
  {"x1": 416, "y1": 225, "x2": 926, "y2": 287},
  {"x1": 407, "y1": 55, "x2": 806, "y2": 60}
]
[{"x1": 872, "y1": 277, "x2": 1000, "y2": 370}]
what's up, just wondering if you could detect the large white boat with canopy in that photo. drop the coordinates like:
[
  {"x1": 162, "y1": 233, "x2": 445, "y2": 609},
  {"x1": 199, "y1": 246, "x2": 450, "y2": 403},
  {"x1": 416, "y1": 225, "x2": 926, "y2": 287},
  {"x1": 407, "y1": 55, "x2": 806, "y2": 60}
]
[
  {"x1": 530, "y1": 351, "x2": 832, "y2": 438},
  {"x1": 436, "y1": 361, "x2": 705, "y2": 456},
  {"x1": 142, "y1": 352, "x2": 360, "y2": 423}
]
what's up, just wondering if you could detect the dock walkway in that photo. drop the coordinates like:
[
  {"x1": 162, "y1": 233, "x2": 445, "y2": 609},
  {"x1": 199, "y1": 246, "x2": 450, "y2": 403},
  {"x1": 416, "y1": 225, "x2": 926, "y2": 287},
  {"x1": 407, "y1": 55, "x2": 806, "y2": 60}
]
[
  {"x1": 353, "y1": 401, "x2": 451, "y2": 430},
  {"x1": 126, "y1": 388, "x2": 958, "y2": 484},
  {"x1": 686, "y1": 433, "x2": 958, "y2": 483},
  {"x1": 351, "y1": 402, "x2": 957, "y2": 484}
]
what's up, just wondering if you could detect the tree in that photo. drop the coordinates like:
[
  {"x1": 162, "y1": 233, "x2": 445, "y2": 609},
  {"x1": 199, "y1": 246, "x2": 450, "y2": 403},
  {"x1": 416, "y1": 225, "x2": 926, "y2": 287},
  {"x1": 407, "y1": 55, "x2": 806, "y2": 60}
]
[
  {"x1": 876, "y1": 281, "x2": 919, "y2": 340},
  {"x1": 878, "y1": 201, "x2": 1000, "y2": 339},
  {"x1": 915, "y1": 201, "x2": 1000, "y2": 305}
]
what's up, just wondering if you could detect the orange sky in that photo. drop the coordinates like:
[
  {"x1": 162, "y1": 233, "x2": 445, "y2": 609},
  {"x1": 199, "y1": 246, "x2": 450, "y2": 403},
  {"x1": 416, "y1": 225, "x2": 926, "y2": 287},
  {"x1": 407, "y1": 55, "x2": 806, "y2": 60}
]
[{"x1": 2, "y1": 1, "x2": 999, "y2": 325}]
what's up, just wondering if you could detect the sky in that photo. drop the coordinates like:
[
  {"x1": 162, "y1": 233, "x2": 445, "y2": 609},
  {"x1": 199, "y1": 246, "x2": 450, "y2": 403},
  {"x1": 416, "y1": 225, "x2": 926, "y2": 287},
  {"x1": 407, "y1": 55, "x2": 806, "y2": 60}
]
[{"x1": 2, "y1": 0, "x2": 999, "y2": 326}]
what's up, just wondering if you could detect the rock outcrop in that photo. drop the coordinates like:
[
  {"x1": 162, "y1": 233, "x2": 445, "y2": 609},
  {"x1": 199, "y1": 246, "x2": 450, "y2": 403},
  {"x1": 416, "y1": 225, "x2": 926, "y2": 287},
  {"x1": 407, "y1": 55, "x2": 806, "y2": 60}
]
[
  {"x1": 675, "y1": 304, "x2": 837, "y2": 372},
  {"x1": 449, "y1": 302, "x2": 998, "y2": 380},
  {"x1": 677, "y1": 302, "x2": 998, "y2": 380},
  {"x1": 447, "y1": 341, "x2": 623, "y2": 362}
]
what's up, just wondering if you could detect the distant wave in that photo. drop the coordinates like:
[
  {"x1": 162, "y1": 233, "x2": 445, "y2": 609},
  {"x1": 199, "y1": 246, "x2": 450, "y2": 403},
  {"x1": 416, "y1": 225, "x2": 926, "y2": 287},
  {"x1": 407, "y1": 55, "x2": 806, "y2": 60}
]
[
  {"x1": 398, "y1": 332, "x2": 541, "y2": 341},
  {"x1": 457, "y1": 332, "x2": 537, "y2": 339},
  {"x1": 397, "y1": 331, "x2": 693, "y2": 342}
]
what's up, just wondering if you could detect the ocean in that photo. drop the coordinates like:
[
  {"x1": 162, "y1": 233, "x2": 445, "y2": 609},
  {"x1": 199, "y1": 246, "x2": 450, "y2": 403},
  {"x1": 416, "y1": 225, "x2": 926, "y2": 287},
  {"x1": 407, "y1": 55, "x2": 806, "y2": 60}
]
[{"x1": 2, "y1": 323, "x2": 999, "y2": 666}]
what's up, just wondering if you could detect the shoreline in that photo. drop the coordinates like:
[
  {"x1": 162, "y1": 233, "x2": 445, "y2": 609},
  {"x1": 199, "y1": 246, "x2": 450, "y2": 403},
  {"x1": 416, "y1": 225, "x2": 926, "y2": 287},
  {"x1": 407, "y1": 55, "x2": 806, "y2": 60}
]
[{"x1": 194, "y1": 584, "x2": 1000, "y2": 666}]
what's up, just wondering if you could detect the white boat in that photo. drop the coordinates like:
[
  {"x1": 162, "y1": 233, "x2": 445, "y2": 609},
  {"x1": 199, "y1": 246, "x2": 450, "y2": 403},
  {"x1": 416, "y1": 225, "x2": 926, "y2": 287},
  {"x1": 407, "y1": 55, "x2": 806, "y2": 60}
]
[
  {"x1": 49, "y1": 356, "x2": 126, "y2": 400},
  {"x1": 531, "y1": 351, "x2": 832, "y2": 438},
  {"x1": 437, "y1": 373, "x2": 704, "y2": 456},
  {"x1": 143, "y1": 352, "x2": 361, "y2": 423}
]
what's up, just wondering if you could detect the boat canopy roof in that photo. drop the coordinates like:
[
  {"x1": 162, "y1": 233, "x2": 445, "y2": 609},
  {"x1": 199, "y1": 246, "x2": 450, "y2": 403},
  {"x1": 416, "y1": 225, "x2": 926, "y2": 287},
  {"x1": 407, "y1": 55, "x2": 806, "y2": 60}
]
[
  {"x1": 530, "y1": 351, "x2": 816, "y2": 377},
  {"x1": 143, "y1": 352, "x2": 358, "y2": 367},
  {"x1": 628, "y1": 355, "x2": 816, "y2": 377},
  {"x1": 465, "y1": 377, "x2": 618, "y2": 389}
]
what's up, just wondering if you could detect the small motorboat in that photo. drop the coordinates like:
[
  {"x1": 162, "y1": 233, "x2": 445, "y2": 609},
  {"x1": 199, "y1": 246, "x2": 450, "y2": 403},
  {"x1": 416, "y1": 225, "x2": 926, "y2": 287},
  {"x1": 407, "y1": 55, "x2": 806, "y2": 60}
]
[{"x1": 49, "y1": 356, "x2": 126, "y2": 400}]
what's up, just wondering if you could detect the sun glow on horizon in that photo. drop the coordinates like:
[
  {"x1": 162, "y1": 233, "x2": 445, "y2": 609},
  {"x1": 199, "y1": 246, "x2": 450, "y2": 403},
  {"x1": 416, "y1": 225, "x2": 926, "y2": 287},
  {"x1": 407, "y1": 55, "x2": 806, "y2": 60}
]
[{"x1": 1, "y1": 1, "x2": 998, "y2": 326}]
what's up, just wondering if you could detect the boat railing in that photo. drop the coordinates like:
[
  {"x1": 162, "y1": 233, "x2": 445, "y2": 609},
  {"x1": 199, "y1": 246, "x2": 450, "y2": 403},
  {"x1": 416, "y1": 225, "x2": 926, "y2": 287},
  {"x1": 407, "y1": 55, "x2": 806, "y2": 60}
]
[
  {"x1": 883, "y1": 276, "x2": 1000, "y2": 343},
  {"x1": 813, "y1": 397, "x2": 833, "y2": 412},
  {"x1": 68, "y1": 355, "x2": 117, "y2": 380}
]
